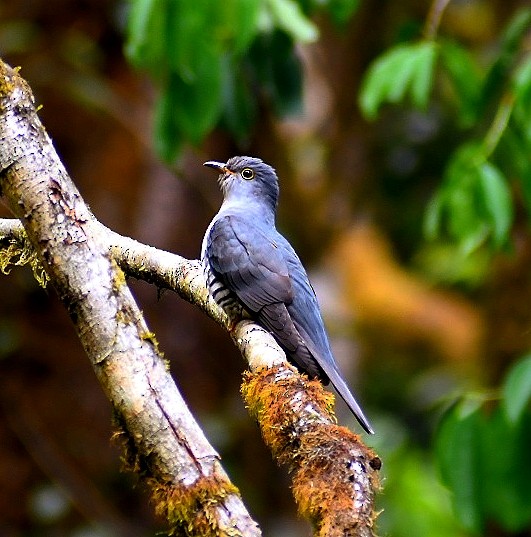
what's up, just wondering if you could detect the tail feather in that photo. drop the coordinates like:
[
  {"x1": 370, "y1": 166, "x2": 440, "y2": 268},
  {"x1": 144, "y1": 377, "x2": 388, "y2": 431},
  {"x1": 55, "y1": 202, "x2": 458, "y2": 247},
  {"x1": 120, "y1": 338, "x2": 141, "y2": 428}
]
[
  {"x1": 318, "y1": 357, "x2": 375, "y2": 435},
  {"x1": 290, "y1": 320, "x2": 374, "y2": 434},
  {"x1": 258, "y1": 303, "x2": 375, "y2": 434}
]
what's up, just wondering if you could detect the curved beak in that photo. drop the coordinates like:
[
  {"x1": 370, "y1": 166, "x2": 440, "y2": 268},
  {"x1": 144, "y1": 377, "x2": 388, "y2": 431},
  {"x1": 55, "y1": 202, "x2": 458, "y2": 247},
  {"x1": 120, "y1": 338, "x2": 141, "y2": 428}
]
[{"x1": 203, "y1": 160, "x2": 227, "y2": 172}]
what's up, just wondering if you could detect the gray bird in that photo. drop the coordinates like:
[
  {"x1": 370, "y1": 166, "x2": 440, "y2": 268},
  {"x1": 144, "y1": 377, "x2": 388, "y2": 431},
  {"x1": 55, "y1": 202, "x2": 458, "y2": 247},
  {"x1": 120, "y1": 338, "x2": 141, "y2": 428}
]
[{"x1": 201, "y1": 156, "x2": 374, "y2": 434}]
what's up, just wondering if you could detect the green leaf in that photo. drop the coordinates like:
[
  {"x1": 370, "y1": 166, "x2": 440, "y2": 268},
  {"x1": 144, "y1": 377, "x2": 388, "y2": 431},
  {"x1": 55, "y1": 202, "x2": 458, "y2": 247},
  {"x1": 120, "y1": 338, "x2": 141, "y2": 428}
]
[
  {"x1": 512, "y1": 55, "x2": 531, "y2": 143},
  {"x1": 435, "y1": 398, "x2": 484, "y2": 532},
  {"x1": 153, "y1": 82, "x2": 183, "y2": 163},
  {"x1": 125, "y1": 0, "x2": 167, "y2": 72},
  {"x1": 268, "y1": 31, "x2": 304, "y2": 115},
  {"x1": 439, "y1": 40, "x2": 482, "y2": 126},
  {"x1": 248, "y1": 30, "x2": 303, "y2": 116},
  {"x1": 437, "y1": 394, "x2": 531, "y2": 533},
  {"x1": 266, "y1": 0, "x2": 319, "y2": 43},
  {"x1": 165, "y1": 0, "x2": 220, "y2": 80},
  {"x1": 478, "y1": 8, "x2": 531, "y2": 115},
  {"x1": 378, "y1": 449, "x2": 464, "y2": 537},
  {"x1": 359, "y1": 42, "x2": 437, "y2": 120},
  {"x1": 428, "y1": 142, "x2": 514, "y2": 251},
  {"x1": 445, "y1": 184, "x2": 478, "y2": 244},
  {"x1": 509, "y1": 413, "x2": 531, "y2": 528},
  {"x1": 409, "y1": 42, "x2": 437, "y2": 110},
  {"x1": 171, "y1": 49, "x2": 224, "y2": 143},
  {"x1": 499, "y1": 7, "x2": 531, "y2": 53},
  {"x1": 438, "y1": 395, "x2": 531, "y2": 534},
  {"x1": 383, "y1": 48, "x2": 421, "y2": 104},
  {"x1": 359, "y1": 45, "x2": 414, "y2": 119},
  {"x1": 423, "y1": 191, "x2": 443, "y2": 240},
  {"x1": 153, "y1": 50, "x2": 223, "y2": 160},
  {"x1": 220, "y1": 56, "x2": 257, "y2": 141},
  {"x1": 501, "y1": 128, "x2": 531, "y2": 215},
  {"x1": 443, "y1": 144, "x2": 489, "y2": 251},
  {"x1": 502, "y1": 354, "x2": 531, "y2": 424},
  {"x1": 512, "y1": 54, "x2": 531, "y2": 104},
  {"x1": 480, "y1": 408, "x2": 531, "y2": 531},
  {"x1": 477, "y1": 162, "x2": 512, "y2": 247},
  {"x1": 230, "y1": 0, "x2": 261, "y2": 53}
]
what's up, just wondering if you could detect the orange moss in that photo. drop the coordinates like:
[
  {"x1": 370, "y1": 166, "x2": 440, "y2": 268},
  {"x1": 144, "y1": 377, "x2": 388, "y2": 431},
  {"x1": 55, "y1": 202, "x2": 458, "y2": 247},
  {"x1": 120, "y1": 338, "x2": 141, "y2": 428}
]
[
  {"x1": 112, "y1": 413, "x2": 242, "y2": 536},
  {"x1": 241, "y1": 365, "x2": 335, "y2": 461},
  {"x1": 242, "y1": 366, "x2": 381, "y2": 535},
  {"x1": 151, "y1": 474, "x2": 241, "y2": 536},
  {"x1": 292, "y1": 426, "x2": 381, "y2": 535}
]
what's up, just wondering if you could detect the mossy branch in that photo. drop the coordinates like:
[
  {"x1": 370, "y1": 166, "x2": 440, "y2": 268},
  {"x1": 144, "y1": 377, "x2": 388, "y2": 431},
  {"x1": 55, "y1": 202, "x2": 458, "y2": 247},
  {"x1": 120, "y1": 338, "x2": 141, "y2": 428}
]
[
  {"x1": 0, "y1": 59, "x2": 259, "y2": 537},
  {"x1": 0, "y1": 57, "x2": 380, "y2": 537}
]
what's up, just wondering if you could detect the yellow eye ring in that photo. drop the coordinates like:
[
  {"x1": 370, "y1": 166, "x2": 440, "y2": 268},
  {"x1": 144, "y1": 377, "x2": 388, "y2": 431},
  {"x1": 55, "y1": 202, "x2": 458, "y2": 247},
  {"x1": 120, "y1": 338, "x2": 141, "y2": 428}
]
[{"x1": 241, "y1": 168, "x2": 255, "y2": 180}]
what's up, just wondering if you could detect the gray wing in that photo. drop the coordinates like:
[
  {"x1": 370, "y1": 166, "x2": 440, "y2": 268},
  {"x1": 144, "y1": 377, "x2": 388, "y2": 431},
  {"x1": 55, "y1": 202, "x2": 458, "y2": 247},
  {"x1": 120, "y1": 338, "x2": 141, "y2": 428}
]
[
  {"x1": 208, "y1": 216, "x2": 374, "y2": 433},
  {"x1": 206, "y1": 215, "x2": 293, "y2": 310},
  {"x1": 206, "y1": 216, "x2": 321, "y2": 375},
  {"x1": 257, "y1": 234, "x2": 375, "y2": 434}
]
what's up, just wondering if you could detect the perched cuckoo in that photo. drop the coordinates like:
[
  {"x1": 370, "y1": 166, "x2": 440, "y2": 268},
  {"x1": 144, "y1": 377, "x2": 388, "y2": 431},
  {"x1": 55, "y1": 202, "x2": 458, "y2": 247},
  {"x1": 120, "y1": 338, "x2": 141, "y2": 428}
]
[{"x1": 202, "y1": 156, "x2": 374, "y2": 434}]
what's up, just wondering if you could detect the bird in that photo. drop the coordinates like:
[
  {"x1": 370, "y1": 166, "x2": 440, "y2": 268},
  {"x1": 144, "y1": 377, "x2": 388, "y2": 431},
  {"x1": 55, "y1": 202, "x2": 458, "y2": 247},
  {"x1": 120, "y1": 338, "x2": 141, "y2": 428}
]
[{"x1": 201, "y1": 156, "x2": 374, "y2": 434}]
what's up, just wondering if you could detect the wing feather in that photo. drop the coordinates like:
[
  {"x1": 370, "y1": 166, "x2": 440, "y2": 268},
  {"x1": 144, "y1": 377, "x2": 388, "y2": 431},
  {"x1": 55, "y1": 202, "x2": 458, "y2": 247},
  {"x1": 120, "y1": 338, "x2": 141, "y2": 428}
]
[
  {"x1": 206, "y1": 215, "x2": 293, "y2": 312},
  {"x1": 207, "y1": 215, "x2": 374, "y2": 433}
]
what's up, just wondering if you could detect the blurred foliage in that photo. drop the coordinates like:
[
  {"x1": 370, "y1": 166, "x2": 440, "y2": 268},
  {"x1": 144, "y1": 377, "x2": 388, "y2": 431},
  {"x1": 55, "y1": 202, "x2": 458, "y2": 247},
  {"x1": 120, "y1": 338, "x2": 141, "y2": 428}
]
[
  {"x1": 436, "y1": 354, "x2": 531, "y2": 533},
  {"x1": 360, "y1": 7, "x2": 531, "y2": 253},
  {"x1": 357, "y1": 6, "x2": 531, "y2": 535},
  {"x1": 125, "y1": 0, "x2": 360, "y2": 161},
  {"x1": 359, "y1": 41, "x2": 438, "y2": 120},
  {"x1": 374, "y1": 439, "x2": 467, "y2": 537},
  {"x1": 127, "y1": 0, "x2": 308, "y2": 160}
]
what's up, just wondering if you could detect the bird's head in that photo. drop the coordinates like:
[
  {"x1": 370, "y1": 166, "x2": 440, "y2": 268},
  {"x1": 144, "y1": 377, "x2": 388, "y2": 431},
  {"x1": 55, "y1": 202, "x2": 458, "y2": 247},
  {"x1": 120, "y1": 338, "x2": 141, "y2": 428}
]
[{"x1": 204, "y1": 156, "x2": 279, "y2": 212}]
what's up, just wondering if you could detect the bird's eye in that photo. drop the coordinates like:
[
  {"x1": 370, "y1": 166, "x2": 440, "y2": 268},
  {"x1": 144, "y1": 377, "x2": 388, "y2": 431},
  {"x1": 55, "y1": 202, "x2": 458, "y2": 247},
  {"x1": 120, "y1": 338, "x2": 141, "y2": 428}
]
[{"x1": 241, "y1": 168, "x2": 255, "y2": 180}]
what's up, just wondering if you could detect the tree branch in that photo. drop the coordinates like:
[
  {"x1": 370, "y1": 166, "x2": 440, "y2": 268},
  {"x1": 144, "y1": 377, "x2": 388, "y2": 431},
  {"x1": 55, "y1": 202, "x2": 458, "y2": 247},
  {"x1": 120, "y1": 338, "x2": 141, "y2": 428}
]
[
  {"x1": 0, "y1": 58, "x2": 381, "y2": 536},
  {"x1": 0, "y1": 60, "x2": 260, "y2": 537}
]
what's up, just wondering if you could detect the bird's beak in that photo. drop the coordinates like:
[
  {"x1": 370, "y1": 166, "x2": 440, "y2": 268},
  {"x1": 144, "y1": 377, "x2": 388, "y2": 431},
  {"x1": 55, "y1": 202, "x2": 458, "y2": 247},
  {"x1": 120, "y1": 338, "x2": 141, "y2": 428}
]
[{"x1": 203, "y1": 161, "x2": 234, "y2": 174}]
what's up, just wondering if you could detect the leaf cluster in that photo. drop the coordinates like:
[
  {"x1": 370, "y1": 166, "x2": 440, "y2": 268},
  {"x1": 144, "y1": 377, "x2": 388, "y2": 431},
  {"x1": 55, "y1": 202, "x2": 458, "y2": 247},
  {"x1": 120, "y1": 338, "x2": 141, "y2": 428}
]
[
  {"x1": 125, "y1": 0, "x2": 359, "y2": 162},
  {"x1": 436, "y1": 355, "x2": 531, "y2": 533},
  {"x1": 359, "y1": 8, "x2": 531, "y2": 252}
]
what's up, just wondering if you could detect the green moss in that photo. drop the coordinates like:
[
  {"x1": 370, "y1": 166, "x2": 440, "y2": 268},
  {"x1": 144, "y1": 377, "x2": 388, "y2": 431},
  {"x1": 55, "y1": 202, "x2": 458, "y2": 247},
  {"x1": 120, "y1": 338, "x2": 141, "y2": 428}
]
[{"x1": 0, "y1": 238, "x2": 48, "y2": 287}]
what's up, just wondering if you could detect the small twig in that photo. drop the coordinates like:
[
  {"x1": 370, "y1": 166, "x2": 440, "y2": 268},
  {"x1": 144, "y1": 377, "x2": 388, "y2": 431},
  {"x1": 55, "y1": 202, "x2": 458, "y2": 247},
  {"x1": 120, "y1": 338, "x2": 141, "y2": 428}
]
[
  {"x1": 424, "y1": 0, "x2": 452, "y2": 40},
  {"x1": 483, "y1": 91, "x2": 515, "y2": 158}
]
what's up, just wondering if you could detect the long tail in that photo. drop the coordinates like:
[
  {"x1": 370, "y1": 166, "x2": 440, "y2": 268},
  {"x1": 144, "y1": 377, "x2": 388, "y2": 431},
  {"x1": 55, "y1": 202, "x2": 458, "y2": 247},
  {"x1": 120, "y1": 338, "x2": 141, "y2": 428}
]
[
  {"x1": 317, "y1": 357, "x2": 375, "y2": 435},
  {"x1": 259, "y1": 303, "x2": 375, "y2": 434}
]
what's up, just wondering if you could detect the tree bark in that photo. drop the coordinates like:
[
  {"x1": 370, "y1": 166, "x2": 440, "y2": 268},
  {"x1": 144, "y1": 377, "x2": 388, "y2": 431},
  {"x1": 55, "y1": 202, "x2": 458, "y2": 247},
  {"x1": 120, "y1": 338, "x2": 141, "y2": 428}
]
[
  {"x1": 0, "y1": 59, "x2": 380, "y2": 536},
  {"x1": 0, "y1": 60, "x2": 260, "y2": 537}
]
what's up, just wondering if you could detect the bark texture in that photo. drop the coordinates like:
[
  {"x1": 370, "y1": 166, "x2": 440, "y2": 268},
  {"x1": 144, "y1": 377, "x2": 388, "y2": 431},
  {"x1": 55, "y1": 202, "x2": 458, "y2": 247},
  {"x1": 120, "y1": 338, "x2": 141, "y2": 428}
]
[
  {"x1": 0, "y1": 58, "x2": 380, "y2": 536},
  {"x1": 0, "y1": 60, "x2": 260, "y2": 537}
]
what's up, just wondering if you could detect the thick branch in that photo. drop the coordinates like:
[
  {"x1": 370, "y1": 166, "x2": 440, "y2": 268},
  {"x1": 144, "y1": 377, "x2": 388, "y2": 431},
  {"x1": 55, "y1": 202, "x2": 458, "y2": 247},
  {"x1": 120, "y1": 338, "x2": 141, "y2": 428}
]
[
  {"x1": 101, "y1": 224, "x2": 290, "y2": 373},
  {"x1": 0, "y1": 220, "x2": 381, "y2": 535},
  {"x1": 0, "y1": 58, "x2": 381, "y2": 536},
  {"x1": 0, "y1": 217, "x2": 291, "y2": 373},
  {"x1": 0, "y1": 60, "x2": 259, "y2": 536}
]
